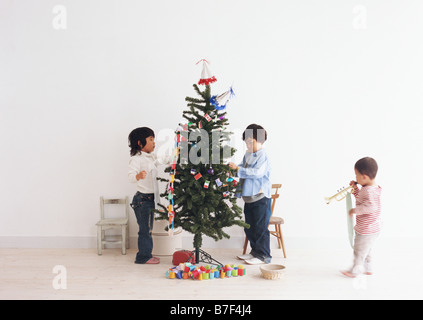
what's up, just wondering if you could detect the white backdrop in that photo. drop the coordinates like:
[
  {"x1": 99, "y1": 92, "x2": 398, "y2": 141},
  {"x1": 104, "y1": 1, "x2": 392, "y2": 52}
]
[{"x1": 1, "y1": 0, "x2": 422, "y2": 248}]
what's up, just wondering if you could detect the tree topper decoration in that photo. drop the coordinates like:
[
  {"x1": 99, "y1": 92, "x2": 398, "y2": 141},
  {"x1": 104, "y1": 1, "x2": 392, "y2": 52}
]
[{"x1": 196, "y1": 59, "x2": 217, "y2": 86}]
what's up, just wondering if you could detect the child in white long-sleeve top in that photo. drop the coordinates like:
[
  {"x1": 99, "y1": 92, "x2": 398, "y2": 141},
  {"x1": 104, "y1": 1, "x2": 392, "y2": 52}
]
[
  {"x1": 342, "y1": 157, "x2": 382, "y2": 278},
  {"x1": 128, "y1": 127, "x2": 169, "y2": 264}
]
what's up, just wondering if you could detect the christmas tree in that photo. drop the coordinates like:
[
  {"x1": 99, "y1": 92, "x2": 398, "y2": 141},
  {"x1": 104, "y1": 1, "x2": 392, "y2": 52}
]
[{"x1": 156, "y1": 60, "x2": 249, "y2": 263}]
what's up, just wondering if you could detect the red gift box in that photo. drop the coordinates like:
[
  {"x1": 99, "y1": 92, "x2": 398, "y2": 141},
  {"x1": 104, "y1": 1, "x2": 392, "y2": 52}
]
[{"x1": 172, "y1": 250, "x2": 195, "y2": 266}]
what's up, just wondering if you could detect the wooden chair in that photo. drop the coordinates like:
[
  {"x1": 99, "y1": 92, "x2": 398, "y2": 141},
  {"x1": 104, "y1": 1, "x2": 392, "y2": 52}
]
[
  {"x1": 242, "y1": 184, "x2": 287, "y2": 258},
  {"x1": 96, "y1": 197, "x2": 129, "y2": 255}
]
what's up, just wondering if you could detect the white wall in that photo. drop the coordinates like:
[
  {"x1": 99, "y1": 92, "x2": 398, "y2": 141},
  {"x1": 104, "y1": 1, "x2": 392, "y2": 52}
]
[{"x1": 1, "y1": 0, "x2": 423, "y2": 248}]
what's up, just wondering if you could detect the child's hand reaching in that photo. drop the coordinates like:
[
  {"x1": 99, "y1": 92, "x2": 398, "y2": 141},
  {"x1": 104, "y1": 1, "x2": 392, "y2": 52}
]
[
  {"x1": 349, "y1": 208, "x2": 356, "y2": 217},
  {"x1": 136, "y1": 170, "x2": 147, "y2": 180},
  {"x1": 228, "y1": 162, "x2": 239, "y2": 171}
]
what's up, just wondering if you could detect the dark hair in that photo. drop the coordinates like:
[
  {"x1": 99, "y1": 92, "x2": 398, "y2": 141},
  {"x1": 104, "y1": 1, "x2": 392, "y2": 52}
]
[
  {"x1": 128, "y1": 127, "x2": 155, "y2": 156},
  {"x1": 242, "y1": 124, "x2": 267, "y2": 144},
  {"x1": 355, "y1": 157, "x2": 378, "y2": 179}
]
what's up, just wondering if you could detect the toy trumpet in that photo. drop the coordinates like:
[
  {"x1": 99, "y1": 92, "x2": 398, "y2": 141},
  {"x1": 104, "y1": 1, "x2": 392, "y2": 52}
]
[{"x1": 325, "y1": 182, "x2": 357, "y2": 204}]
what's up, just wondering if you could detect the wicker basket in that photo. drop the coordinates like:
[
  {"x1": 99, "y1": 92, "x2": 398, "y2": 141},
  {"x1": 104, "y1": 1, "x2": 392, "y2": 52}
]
[{"x1": 260, "y1": 264, "x2": 285, "y2": 280}]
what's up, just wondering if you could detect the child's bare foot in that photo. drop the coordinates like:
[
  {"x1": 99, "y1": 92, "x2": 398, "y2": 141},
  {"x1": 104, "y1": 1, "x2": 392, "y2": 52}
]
[
  {"x1": 145, "y1": 257, "x2": 160, "y2": 264},
  {"x1": 341, "y1": 270, "x2": 356, "y2": 278}
]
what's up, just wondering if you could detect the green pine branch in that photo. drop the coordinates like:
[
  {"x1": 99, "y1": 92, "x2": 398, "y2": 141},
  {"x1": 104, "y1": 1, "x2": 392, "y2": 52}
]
[{"x1": 154, "y1": 82, "x2": 249, "y2": 250}]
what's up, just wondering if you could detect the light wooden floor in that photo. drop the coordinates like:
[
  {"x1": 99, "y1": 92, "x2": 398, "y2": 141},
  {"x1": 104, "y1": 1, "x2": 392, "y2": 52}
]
[{"x1": 1, "y1": 241, "x2": 422, "y2": 300}]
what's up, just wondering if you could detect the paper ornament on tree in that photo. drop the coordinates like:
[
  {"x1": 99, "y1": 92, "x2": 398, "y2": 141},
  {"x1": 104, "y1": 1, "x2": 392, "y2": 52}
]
[
  {"x1": 196, "y1": 59, "x2": 217, "y2": 86},
  {"x1": 210, "y1": 87, "x2": 235, "y2": 111},
  {"x1": 165, "y1": 130, "x2": 182, "y2": 236},
  {"x1": 207, "y1": 165, "x2": 214, "y2": 175}
]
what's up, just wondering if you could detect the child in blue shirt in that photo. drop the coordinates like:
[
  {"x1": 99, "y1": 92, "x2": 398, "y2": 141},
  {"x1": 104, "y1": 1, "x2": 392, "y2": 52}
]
[{"x1": 229, "y1": 124, "x2": 272, "y2": 264}]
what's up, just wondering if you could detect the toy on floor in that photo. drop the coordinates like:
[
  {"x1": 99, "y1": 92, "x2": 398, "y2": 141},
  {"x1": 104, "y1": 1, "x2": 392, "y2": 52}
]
[
  {"x1": 165, "y1": 263, "x2": 246, "y2": 280},
  {"x1": 325, "y1": 183, "x2": 357, "y2": 248}
]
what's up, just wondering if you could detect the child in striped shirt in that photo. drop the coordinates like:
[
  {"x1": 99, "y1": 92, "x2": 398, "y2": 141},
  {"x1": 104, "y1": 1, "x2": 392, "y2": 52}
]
[{"x1": 342, "y1": 157, "x2": 382, "y2": 278}]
